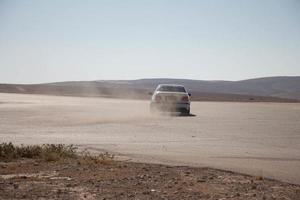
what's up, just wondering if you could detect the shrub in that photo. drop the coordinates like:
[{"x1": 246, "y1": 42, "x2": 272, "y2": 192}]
[
  {"x1": 79, "y1": 150, "x2": 115, "y2": 165},
  {"x1": 0, "y1": 142, "x2": 77, "y2": 162},
  {"x1": 0, "y1": 143, "x2": 114, "y2": 164}
]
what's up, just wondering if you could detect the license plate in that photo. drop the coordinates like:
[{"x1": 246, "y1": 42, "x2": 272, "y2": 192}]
[{"x1": 165, "y1": 96, "x2": 177, "y2": 102}]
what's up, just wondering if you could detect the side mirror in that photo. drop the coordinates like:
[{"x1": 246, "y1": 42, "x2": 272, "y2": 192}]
[
  {"x1": 188, "y1": 93, "x2": 191, "y2": 97},
  {"x1": 148, "y1": 92, "x2": 153, "y2": 96}
]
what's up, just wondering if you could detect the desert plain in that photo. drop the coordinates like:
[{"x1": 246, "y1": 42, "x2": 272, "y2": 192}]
[{"x1": 0, "y1": 92, "x2": 300, "y2": 185}]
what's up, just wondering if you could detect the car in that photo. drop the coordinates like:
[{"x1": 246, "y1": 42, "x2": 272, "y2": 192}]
[{"x1": 149, "y1": 84, "x2": 191, "y2": 115}]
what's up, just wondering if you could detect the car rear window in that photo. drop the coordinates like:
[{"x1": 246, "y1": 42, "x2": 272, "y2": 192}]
[{"x1": 157, "y1": 86, "x2": 186, "y2": 93}]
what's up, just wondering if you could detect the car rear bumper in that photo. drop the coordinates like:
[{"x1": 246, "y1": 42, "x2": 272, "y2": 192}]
[{"x1": 150, "y1": 102, "x2": 190, "y2": 112}]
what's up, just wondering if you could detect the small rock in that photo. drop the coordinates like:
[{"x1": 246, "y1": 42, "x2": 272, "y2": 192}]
[
  {"x1": 142, "y1": 167, "x2": 149, "y2": 171},
  {"x1": 251, "y1": 185, "x2": 257, "y2": 190},
  {"x1": 143, "y1": 191, "x2": 150, "y2": 195},
  {"x1": 139, "y1": 175, "x2": 145, "y2": 179},
  {"x1": 128, "y1": 194, "x2": 135, "y2": 198},
  {"x1": 263, "y1": 195, "x2": 267, "y2": 200}
]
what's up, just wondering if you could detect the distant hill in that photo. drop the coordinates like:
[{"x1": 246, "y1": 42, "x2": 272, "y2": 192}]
[
  {"x1": 117, "y1": 76, "x2": 300, "y2": 100},
  {"x1": 0, "y1": 76, "x2": 300, "y2": 102}
]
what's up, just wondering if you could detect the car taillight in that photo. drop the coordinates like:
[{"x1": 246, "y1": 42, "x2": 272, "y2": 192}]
[
  {"x1": 155, "y1": 95, "x2": 162, "y2": 102},
  {"x1": 181, "y1": 96, "x2": 189, "y2": 102}
]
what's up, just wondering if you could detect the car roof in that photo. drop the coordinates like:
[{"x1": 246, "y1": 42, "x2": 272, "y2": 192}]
[{"x1": 157, "y1": 84, "x2": 185, "y2": 88}]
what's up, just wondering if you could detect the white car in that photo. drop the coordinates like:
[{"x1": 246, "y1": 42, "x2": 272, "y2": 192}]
[{"x1": 150, "y1": 84, "x2": 191, "y2": 114}]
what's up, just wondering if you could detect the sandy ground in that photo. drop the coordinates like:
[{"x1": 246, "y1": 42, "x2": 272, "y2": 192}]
[{"x1": 0, "y1": 93, "x2": 300, "y2": 184}]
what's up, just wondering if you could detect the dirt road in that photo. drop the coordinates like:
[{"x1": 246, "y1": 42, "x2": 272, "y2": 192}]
[{"x1": 1, "y1": 93, "x2": 300, "y2": 184}]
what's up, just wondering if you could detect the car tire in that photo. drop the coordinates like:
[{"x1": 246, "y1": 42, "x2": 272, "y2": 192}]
[{"x1": 181, "y1": 109, "x2": 190, "y2": 115}]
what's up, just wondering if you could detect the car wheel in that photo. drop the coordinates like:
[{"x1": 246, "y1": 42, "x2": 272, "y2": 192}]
[{"x1": 181, "y1": 109, "x2": 190, "y2": 115}]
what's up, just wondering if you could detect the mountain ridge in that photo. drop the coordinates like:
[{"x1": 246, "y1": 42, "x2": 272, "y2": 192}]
[{"x1": 0, "y1": 76, "x2": 299, "y2": 102}]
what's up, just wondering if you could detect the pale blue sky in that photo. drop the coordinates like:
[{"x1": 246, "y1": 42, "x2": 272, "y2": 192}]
[{"x1": 0, "y1": 0, "x2": 299, "y2": 83}]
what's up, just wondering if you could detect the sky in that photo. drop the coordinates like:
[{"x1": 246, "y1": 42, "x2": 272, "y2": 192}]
[{"x1": 0, "y1": 0, "x2": 299, "y2": 84}]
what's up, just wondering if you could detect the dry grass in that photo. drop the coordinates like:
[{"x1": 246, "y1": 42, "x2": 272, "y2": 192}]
[
  {"x1": 79, "y1": 150, "x2": 115, "y2": 165},
  {"x1": 0, "y1": 142, "x2": 114, "y2": 164},
  {"x1": 0, "y1": 142, "x2": 77, "y2": 161}
]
